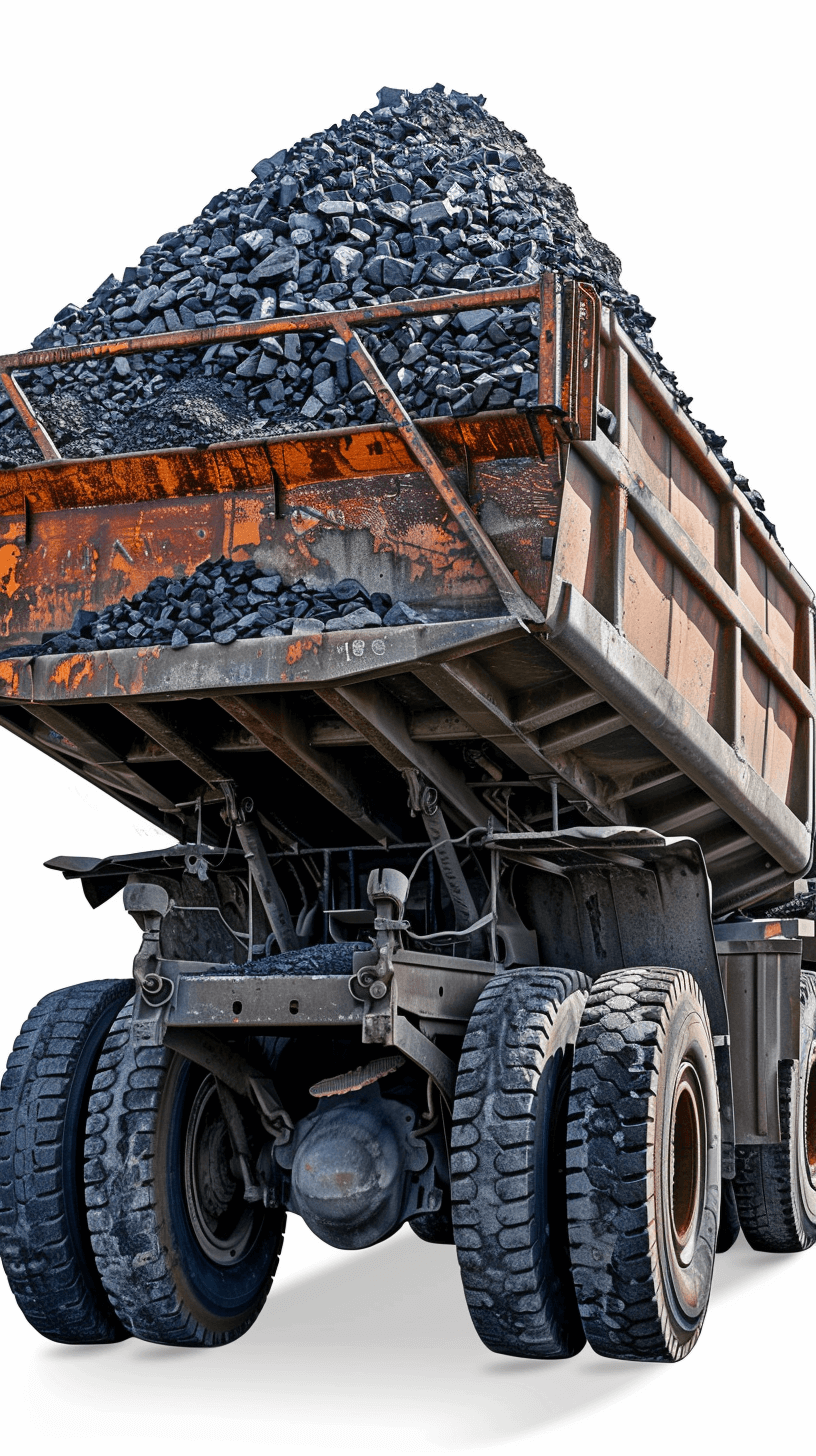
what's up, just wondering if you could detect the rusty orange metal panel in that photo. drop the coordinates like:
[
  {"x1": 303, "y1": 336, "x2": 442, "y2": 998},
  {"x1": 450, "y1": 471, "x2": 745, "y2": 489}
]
[
  {"x1": 0, "y1": 412, "x2": 557, "y2": 519},
  {"x1": 568, "y1": 282, "x2": 599, "y2": 440},
  {"x1": 0, "y1": 495, "x2": 237, "y2": 641},
  {"x1": 0, "y1": 441, "x2": 564, "y2": 644}
]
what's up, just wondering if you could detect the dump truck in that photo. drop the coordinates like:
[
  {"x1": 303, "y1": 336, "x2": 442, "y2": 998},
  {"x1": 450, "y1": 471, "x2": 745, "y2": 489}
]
[{"x1": 0, "y1": 275, "x2": 814, "y2": 1363}]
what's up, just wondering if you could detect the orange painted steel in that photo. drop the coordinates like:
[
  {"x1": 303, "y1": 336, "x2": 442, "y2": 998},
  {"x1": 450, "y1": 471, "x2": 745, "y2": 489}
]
[
  {"x1": 0, "y1": 410, "x2": 550, "y2": 515},
  {"x1": 333, "y1": 316, "x2": 544, "y2": 622},
  {"x1": 0, "y1": 417, "x2": 563, "y2": 648}
]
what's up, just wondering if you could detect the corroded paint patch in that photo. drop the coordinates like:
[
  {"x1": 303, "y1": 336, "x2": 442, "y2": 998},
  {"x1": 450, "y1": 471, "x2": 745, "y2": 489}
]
[
  {"x1": 49, "y1": 654, "x2": 94, "y2": 692},
  {"x1": 285, "y1": 634, "x2": 323, "y2": 668},
  {"x1": 0, "y1": 658, "x2": 22, "y2": 696},
  {"x1": 0, "y1": 543, "x2": 21, "y2": 598}
]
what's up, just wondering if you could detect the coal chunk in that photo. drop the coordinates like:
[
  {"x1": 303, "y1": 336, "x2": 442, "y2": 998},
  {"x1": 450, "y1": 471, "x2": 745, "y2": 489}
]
[{"x1": 383, "y1": 601, "x2": 427, "y2": 626}]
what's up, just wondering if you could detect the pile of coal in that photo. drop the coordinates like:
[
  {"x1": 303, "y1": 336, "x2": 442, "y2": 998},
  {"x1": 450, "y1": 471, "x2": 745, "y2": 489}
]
[
  {"x1": 0, "y1": 85, "x2": 562, "y2": 463},
  {"x1": 0, "y1": 83, "x2": 743, "y2": 491},
  {"x1": 0, "y1": 558, "x2": 428, "y2": 660}
]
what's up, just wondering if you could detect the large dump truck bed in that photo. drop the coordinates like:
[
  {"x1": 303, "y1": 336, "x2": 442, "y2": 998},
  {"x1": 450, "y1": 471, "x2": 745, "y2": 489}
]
[{"x1": 0, "y1": 279, "x2": 811, "y2": 913}]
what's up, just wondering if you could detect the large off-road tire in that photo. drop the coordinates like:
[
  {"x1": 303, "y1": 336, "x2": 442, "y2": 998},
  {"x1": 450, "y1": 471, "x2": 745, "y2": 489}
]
[
  {"x1": 567, "y1": 968, "x2": 720, "y2": 1363},
  {"x1": 733, "y1": 969, "x2": 816, "y2": 1252},
  {"x1": 451, "y1": 967, "x2": 589, "y2": 1359},
  {"x1": 0, "y1": 980, "x2": 133, "y2": 1343},
  {"x1": 84, "y1": 1000, "x2": 285, "y2": 1347}
]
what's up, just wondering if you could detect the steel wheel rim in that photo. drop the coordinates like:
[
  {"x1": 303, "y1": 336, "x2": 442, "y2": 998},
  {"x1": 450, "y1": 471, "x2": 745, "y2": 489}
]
[
  {"x1": 669, "y1": 1062, "x2": 706, "y2": 1268},
  {"x1": 805, "y1": 1048, "x2": 816, "y2": 1180},
  {"x1": 184, "y1": 1074, "x2": 255, "y2": 1265}
]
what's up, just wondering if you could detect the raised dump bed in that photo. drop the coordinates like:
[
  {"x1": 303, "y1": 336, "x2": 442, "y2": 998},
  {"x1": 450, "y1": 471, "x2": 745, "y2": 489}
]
[
  {"x1": 0, "y1": 277, "x2": 811, "y2": 913},
  {"x1": 1, "y1": 276, "x2": 815, "y2": 1366}
]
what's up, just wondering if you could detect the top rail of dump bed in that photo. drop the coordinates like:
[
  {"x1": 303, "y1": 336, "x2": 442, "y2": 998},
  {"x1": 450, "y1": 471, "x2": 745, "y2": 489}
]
[{"x1": 0, "y1": 277, "x2": 598, "y2": 463}]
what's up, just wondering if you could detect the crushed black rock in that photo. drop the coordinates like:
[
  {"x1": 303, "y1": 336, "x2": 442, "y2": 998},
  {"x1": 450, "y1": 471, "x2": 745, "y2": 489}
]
[
  {"x1": 0, "y1": 557, "x2": 432, "y2": 660},
  {"x1": 0, "y1": 83, "x2": 761, "y2": 525}
]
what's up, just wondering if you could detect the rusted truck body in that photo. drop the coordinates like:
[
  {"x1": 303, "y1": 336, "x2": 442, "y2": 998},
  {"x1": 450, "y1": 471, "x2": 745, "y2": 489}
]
[{"x1": 0, "y1": 276, "x2": 814, "y2": 1363}]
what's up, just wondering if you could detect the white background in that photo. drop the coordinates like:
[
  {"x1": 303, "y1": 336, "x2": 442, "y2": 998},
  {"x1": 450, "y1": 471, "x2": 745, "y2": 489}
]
[{"x1": 0, "y1": 2, "x2": 814, "y2": 1452}]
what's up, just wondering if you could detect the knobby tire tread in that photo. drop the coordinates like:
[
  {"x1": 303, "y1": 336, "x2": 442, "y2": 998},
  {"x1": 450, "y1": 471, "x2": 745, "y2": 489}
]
[
  {"x1": 451, "y1": 967, "x2": 588, "y2": 1359},
  {"x1": 566, "y1": 968, "x2": 717, "y2": 1363},
  {"x1": 0, "y1": 979, "x2": 132, "y2": 1343},
  {"x1": 84, "y1": 1000, "x2": 284, "y2": 1347}
]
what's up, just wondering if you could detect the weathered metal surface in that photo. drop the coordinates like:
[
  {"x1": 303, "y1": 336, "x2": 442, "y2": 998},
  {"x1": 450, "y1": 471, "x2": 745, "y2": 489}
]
[
  {"x1": 609, "y1": 310, "x2": 814, "y2": 613},
  {"x1": 114, "y1": 701, "x2": 226, "y2": 783},
  {"x1": 413, "y1": 653, "x2": 628, "y2": 825},
  {"x1": 168, "y1": 962, "x2": 493, "y2": 1034},
  {"x1": 718, "y1": 936, "x2": 802, "y2": 1143},
  {"x1": 575, "y1": 432, "x2": 814, "y2": 720},
  {"x1": 544, "y1": 581, "x2": 813, "y2": 874},
  {"x1": 536, "y1": 277, "x2": 598, "y2": 440},
  {"x1": 390, "y1": 1015, "x2": 457, "y2": 1103},
  {"x1": 0, "y1": 425, "x2": 562, "y2": 644},
  {"x1": 333, "y1": 318, "x2": 543, "y2": 622},
  {"x1": 216, "y1": 690, "x2": 397, "y2": 844},
  {"x1": 391, "y1": 953, "x2": 493, "y2": 1020},
  {"x1": 0, "y1": 618, "x2": 520, "y2": 702},
  {"x1": 0, "y1": 411, "x2": 555, "y2": 515},
  {"x1": 234, "y1": 820, "x2": 299, "y2": 952},
  {"x1": 315, "y1": 679, "x2": 490, "y2": 828},
  {"x1": 170, "y1": 971, "x2": 365, "y2": 1028}
]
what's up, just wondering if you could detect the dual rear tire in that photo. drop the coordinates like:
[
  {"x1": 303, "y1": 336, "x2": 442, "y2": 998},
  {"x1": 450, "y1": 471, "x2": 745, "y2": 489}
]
[
  {"x1": 1, "y1": 987, "x2": 283, "y2": 1346},
  {"x1": 452, "y1": 965, "x2": 722, "y2": 1363},
  {"x1": 566, "y1": 969, "x2": 720, "y2": 1362}
]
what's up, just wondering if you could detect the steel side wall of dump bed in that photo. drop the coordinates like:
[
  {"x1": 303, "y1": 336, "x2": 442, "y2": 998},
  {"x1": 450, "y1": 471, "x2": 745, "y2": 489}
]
[
  {"x1": 558, "y1": 311, "x2": 815, "y2": 876},
  {"x1": 0, "y1": 294, "x2": 812, "y2": 911}
]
